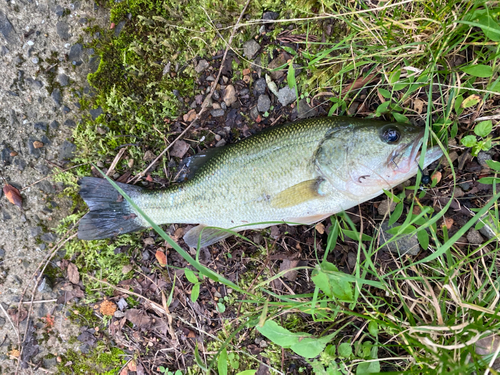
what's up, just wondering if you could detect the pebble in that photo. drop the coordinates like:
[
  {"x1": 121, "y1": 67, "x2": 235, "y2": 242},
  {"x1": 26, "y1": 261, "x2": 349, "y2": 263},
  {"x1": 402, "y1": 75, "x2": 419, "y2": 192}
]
[
  {"x1": 249, "y1": 106, "x2": 259, "y2": 120},
  {"x1": 57, "y1": 74, "x2": 69, "y2": 86},
  {"x1": 253, "y1": 77, "x2": 267, "y2": 96},
  {"x1": 56, "y1": 21, "x2": 71, "y2": 40},
  {"x1": 195, "y1": 59, "x2": 209, "y2": 73},
  {"x1": 297, "y1": 98, "x2": 317, "y2": 119},
  {"x1": 50, "y1": 120, "x2": 60, "y2": 129},
  {"x1": 215, "y1": 139, "x2": 226, "y2": 147},
  {"x1": 467, "y1": 228, "x2": 483, "y2": 245},
  {"x1": 51, "y1": 88, "x2": 62, "y2": 106},
  {"x1": 379, "y1": 221, "x2": 420, "y2": 256},
  {"x1": 59, "y1": 141, "x2": 76, "y2": 160},
  {"x1": 34, "y1": 122, "x2": 48, "y2": 131},
  {"x1": 477, "y1": 151, "x2": 492, "y2": 168},
  {"x1": 211, "y1": 108, "x2": 225, "y2": 117},
  {"x1": 223, "y1": 84, "x2": 237, "y2": 107},
  {"x1": 0, "y1": 248, "x2": 5, "y2": 257},
  {"x1": 89, "y1": 107, "x2": 103, "y2": 120},
  {"x1": 377, "y1": 199, "x2": 397, "y2": 216},
  {"x1": 243, "y1": 39, "x2": 260, "y2": 59},
  {"x1": 28, "y1": 137, "x2": 42, "y2": 158},
  {"x1": 68, "y1": 43, "x2": 83, "y2": 63},
  {"x1": 277, "y1": 86, "x2": 296, "y2": 106},
  {"x1": 114, "y1": 21, "x2": 126, "y2": 37},
  {"x1": 62, "y1": 106, "x2": 71, "y2": 114},
  {"x1": 257, "y1": 94, "x2": 271, "y2": 113},
  {"x1": 0, "y1": 10, "x2": 16, "y2": 44},
  {"x1": 31, "y1": 57, "x2": 39, "y2": 64},
  {"x1": 263, "y1": 11, "x2": 279, "y2": 20}
]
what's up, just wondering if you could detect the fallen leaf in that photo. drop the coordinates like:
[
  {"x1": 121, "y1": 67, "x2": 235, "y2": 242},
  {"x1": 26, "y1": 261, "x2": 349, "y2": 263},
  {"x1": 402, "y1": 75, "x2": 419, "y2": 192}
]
[
  {"x1": 183, "y1": 109, "x2": 197, "y2": 123},
  {"x1": 125, "y1": 309, "x2": 152, "y2": 329},
  {"x1": 431, "y1": 171, "x2": 442, "y2": 184},
  {"x1": 119, "y1": 368, "x2": 128, "y2": 375},
  {"x1": 33, "y1": 141, "x2": 44, "y2": 148},
  {"x1": 341, "y1": 74, "x2": 377, "y2": 95},
  {"x1": 67, "y1": 262, "x2": 80, "y2": 284},
  {"x1": 128, "y1": 360, "x2": 137, "y2": 371},
  {"x1": 443, "y1": 217, "x2": 454, "y2": 230},
  {"x1": 187, "y1": 330, "x2": 196, "y2": 338},
  {"x1": 100, "y1": 300, "x2": 117, "y2": 316},
  {"x1": 413, "y1": 98, "x2": 424, "y2": 114},
  {"x1": 3, "y1": 184, "x2": 22, "y2": 209},
  {"x1": 315, "y1": 222, "x2": 325, "y2": 234},
  {"x1": 170, "y1": 140, "x2": 190, "y2": 158},
  {"x1": 155, "y1": 250, "x2": 167, "y2": 267},
  {"x1": 461, "y1": 94, "x2": 482, "y2": 109}
]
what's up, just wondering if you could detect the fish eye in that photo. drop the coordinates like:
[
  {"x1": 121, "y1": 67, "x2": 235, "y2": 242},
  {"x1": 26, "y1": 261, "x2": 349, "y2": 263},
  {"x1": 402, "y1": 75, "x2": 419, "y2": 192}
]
[{"x1": 381, "y1": 127, "x2": 401, "y2": 144}]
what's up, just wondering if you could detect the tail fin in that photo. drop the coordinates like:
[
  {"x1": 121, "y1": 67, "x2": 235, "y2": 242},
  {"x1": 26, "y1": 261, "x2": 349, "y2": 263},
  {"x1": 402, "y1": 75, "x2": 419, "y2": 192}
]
[{"x1": 78, "y1": 177, "x2": 146, "y2": 240}]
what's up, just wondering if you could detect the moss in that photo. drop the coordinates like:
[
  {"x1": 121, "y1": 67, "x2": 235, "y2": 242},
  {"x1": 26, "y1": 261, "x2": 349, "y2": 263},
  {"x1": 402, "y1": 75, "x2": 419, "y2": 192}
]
[{"x1": 55, "y1": 344, "x2": 126, "y2": 375}]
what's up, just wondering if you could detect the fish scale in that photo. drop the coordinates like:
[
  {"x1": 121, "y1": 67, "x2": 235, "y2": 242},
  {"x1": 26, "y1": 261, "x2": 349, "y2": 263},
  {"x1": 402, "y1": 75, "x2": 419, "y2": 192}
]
[{"x1": 78, "y1": 116, "x2": 443, "y2": 247}]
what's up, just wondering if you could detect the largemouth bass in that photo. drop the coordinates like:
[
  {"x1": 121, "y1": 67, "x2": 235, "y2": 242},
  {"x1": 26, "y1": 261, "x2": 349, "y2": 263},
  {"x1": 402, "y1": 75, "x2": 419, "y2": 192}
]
[{"x1": 78, "y1": 116, "x2": 442, "y2": 247}]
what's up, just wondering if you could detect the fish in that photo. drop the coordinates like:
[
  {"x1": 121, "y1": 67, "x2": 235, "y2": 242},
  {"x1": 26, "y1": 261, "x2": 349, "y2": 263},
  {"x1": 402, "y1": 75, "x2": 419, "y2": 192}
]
[{"x1": 78, "y1": 116, "x2": 443, "y2": 247}]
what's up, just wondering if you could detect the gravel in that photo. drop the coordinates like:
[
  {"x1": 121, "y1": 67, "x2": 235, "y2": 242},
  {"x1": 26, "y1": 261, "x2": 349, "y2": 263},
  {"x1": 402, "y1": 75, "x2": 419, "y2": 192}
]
[
  {"x1": 243, "y1": 39, "x2": 260, "y2": 59},
  {"x1": 257, "y1": 94, "x2": 271, "y2": 113},
  {"x1": 379, "y1": 222, "x2": 421, "y2": 256},
  {"x1": 277, "y1": 86, "x2": 296, "y2": 106}
]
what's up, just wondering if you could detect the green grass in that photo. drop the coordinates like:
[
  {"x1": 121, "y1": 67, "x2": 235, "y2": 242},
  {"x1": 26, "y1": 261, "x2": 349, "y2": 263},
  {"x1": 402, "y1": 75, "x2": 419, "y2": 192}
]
[{"x1": 52, "y1": 0, "x2": 500, "y2": 373}]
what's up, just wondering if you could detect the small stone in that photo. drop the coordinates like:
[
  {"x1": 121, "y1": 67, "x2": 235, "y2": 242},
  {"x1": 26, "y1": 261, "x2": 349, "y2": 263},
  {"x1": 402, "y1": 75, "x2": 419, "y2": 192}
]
[
  {"x1": 30, "y1": 226, "x2": 43, "y2": 237},
  {"x1": 50, "y1": 120, "x2": 60, "y2": 129},
  {"x1": 277, "y1": 86, "x2": 296, "y2": 106},
  {"x1": 59, "y1": 141, "x2": 76, "y2": 160},
  {"x1": 33, "y1": 141, "x2": 44, "y2": 149},
  {"x1": 114, "y1": 21, "x2": 126, "y2": 37},
  {"x1": 215, "y1": 139, "x2": 226, "y2": 148},
  {"x1": 56, "y1": 21, "x2": 71, "y2": 40},
  {"x1": 195, "y1": 59, "x2": 209, "y2": 73},
  {"x1": 64, "y1": 119, "x2": 76, "y2": 128},
  {"x1": 268, "y1": 53, "x2": 289, "y2": 80},
  {"x1": 55, "y1": 5, "x2": 65, "y2": 16},
  {"x1": 347, "y1": 252, "x2": 356, "y2": 269},
  {"x1": 68, "y1": 43, "x2": 83, "y2": 63},
  {"x1": 223, "y1": 85, "x2": 237, "y2": 107},
  {"x1": 380, "y1": 222, "x2": 420, "y2": 256},
  {"x1": 28, "y1": 137, "x2": 42, "y2": 158},
  {"x1": 243, "y1": 39, "x2": 260, "y2": 59},
  {"x1": 62, "y1": 106, "x2": 71, "y2": 114},
  {"x1": 0, "y1": 248, "x2": 5, "y2": 257},
  {"x1": 262, "y1": 11, "x2": 279, "y2": 20},
  {"x1": 34, "y1": 122, "x2": 48, "y2": 131},
  {"x1": 143, "y1": 150, "x2": 156, "y2": 161},
  {"x1": 51, "y1": 88, "x2": 62, "y2": 106},
  {"x1": 183, "y1": 109, "x2": 197, "y2": 122},
  {"x1": 57, "y1": 74, "x2": 69, "y2": 86},
  {"x1": 297, "y1": 98, "x2": 318, "y2": 119},
  {"x1": 478, "y1": 215, "x2": 500, "y2": 241},
  {"x1": 253, "y1": 78, "x2": 267, "y2": 96},
  {"x1": 477, "y1": 151, "x2": 492, "y2": 168},
  {"x1": 377, "y1": 199, "x2": 397, "y2": 216},
  {"x1": 211, "y1": 109, "x2": 225, "y2": 117},
  {"x1": 467, "y1": 229, "x2": 483, "y2": 245},
  {"x1": 257, "y1": 94, "x2": 271, "y2": 113},
  {"x1": 249, "y1": 106, "x2": 260, "y2": 120},
  {"x1": 31, "y1": 57, "x2": 39, "y2": 64},
  {"x1": 89, "y1": 107, "x2": 103, "y2": 119},
  {"x1": 170, "y1": 140, "x2": 189, "y2": 158},
  {"x1": 0, "y1": 11, "x2": 16, "y2": 44}
]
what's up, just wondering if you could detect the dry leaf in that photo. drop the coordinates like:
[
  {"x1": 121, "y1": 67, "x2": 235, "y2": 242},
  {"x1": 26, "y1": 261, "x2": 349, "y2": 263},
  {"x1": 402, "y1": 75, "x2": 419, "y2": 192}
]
[
  {"x1": 67, "y1": 262, "x2": 80, "y2": 284},
  {"x1": 443, "y1": 217, "x2": 454, "y2": 230},
  {"x1": 156, "y1": 250, "x2": 167, "y2": 267},
  {"x1": 341, "y1": 74, "x2": 377, "y2": 95},
  {"x1": 3, "y1": 184, "x2": 23, "y2": 209},
  {"x1": 315, "y1": 222, "x2": 325, "y2": 234},
  {"x1": 125, "y1": 309, "x2": 152, "y2": 329},
  {"x1": 119, "y1": 368, "x2": 128, "y2": 375},
  {"x1": 431, "y1": 171, "x2": 442, "y2": 184},
  {"x1": 413, "y1": 98, "x2": 424, "y2": 114},
  {"x1": 33, "y1": 141, "x2": 44, "y2": 148},
  {"x1": 128, "y1": 360, "x2": 137, "y2": 371}
]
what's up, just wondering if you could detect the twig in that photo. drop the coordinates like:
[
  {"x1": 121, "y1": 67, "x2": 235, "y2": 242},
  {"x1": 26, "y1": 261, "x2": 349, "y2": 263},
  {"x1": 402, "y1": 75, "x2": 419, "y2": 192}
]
[
  {"x1": 129, "y1": 0, "x2": 252, "y2": 184},
  {"x1": 106, "y1": 146, "x2": 128, "y2": 177}
]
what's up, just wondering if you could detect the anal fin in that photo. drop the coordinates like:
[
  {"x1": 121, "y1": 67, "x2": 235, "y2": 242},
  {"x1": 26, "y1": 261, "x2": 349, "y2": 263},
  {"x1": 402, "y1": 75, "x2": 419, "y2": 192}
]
[
  {"x1": 183, "y1": 225, "x2": 233, "y2": 248},
  {"x1": 271, "y1": 179, "x2": 323, "y2": 209}
]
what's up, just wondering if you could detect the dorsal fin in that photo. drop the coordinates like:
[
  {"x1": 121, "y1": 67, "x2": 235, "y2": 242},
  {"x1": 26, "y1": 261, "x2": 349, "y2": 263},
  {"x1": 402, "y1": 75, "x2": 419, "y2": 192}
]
[
  {"x1": 175, "y1": 148, "x2": 222, "y2": 182},
  {"x1": 271, "y1": 179, "x2": 325, "y2": 209}
]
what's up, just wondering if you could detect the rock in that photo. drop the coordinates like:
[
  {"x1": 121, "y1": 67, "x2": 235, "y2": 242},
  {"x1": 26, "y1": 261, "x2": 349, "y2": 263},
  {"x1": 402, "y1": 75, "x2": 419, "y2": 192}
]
[
  {"x1": 41, "y1": 233, "x2": 57, "y2": 243},
  {"x1": 277, "y1": 86, "x2": 296, "y2": 106},
  {"x1": 195, "y1": 59, "x2": 209, "y2": 73},
  {"x1": 477, "y1": 151, "x2": 492, "y2": 168},
  {"x1": 56, "y1": 21, "x2": 71, "y2": 40},
  {"x1": 170, "y1": 140, "x2": 189, "y2": 158},
  {"x1": 114, "y1": 21, "x2": 126, "y2": 37},
  {"x1": 50, "y1": 120, "x2": 60, "y2": 129},
  {"x1": 34, "y1": 122, "x2": 48, "y2": 131},
  {"x1": 57, "y1": 74, "x2": 69, "y2": 86},
  {"x1": 377, "y1": 199, "x2": 397, "y2": 216},
  {"x1": 297, "y1": 98, "x2": 317, "y2": 119},
  {"x1": 268, "y1": 53, "x2": 289, "y2": 80},
  {"x1": 28, "y1": 137, "x2": 42, "y2": 158},
  {"x1": 62, "y1": 106, "x2": 71, "y2": 114},
  {"x1": 0, "y1": 248, "x2": 5, "y2": 257},
  {"x1": 89, "y1": 107, "x2": 103, "y2": 119},
  {"x1": 26, "y1": 78, "x2": 43, "y2": 89},
  {"x1": 243, "y1": 39, "x2": 260, "y2": 59},
  {"x1": 211, "y1": 108, "x2": 225, "y2": 117},
  {"x1": 54, "y1": 5, "x2": 65, "y2": 16},
  {"x1": 249, "y1": 106, "x2": 260, "y2": 120},
  {"x1": 64, "y1": 119, "x2": 76, "y2": 128},
  {"x1": 257, "y1": 94, "x2": 271, "y2": 113},
  {"x1": 467, "y1": 228, "x2": 483, "y2": 245},
  {"x1": 88, "y1": 56, "x2": 100, "y2": 73},
  {"x1": 51, "y1": 88, "x2": 62, "y2": 106},
  {"x1": 262, "y1": 11, "x2": 279, "y2": 20},
  {"x1": 68, "y1": 43, "x2": 83, "y2": 63},
  {"x1": 478, "y1": 215, "x2": 500, "y2": 241},
  {"x1": 59, "y1": 141, "x2": 76, "y2": 160},
  {"x1": 253, "y1": 78, "x2": 267, "y2": 96},
  {"x1": 380, "y1": 222, "x2": 420, "y2": 256},
  {"x1": 14, "y1": 158, "x2": 26, "y2": 171},
  {"x1": 0, "y1": 11, "x2": 16, "y2": 44},
  {"x1": 223, "y1": 85, "x2": 237, "y2": 107},
  {"x1": 215, "y1": 139, "x2": 226, "y2": 147},
  {"x1": 30, "y1": 227, "x2": 43, "y2": 237}
]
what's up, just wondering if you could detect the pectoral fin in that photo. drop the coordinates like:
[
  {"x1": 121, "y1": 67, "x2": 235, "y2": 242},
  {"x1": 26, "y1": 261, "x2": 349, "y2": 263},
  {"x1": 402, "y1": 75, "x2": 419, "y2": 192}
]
[
  {"x1": 271, "y1": 179, "x2": 324, "y2": 209},
  {"x1": 183, "y1": 225, "x2": 233, "y2": 248}
]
